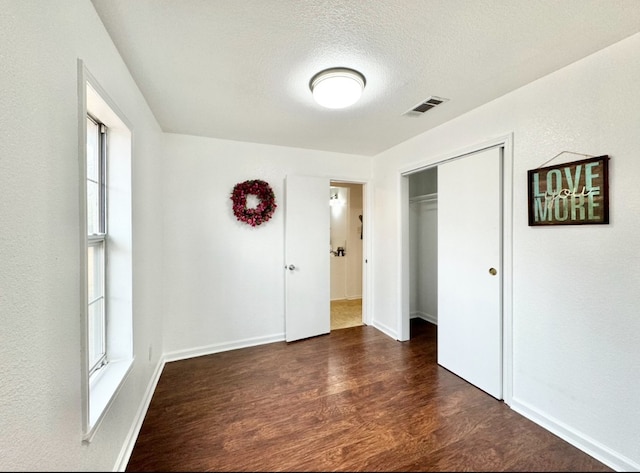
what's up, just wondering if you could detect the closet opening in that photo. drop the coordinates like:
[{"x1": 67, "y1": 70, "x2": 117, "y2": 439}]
[{"x1": 408, "y1": 167, "x2": 438, "y2": 337}]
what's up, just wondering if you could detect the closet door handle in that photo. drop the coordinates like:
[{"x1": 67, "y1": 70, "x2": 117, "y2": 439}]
[{"x1": 489, "y1": 267, "x2": 497, "y2": 276}]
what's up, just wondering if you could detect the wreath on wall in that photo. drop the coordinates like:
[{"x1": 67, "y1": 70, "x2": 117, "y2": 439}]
[{"x1": 230, "y1": 179, "x2": 277, "y2": 227}]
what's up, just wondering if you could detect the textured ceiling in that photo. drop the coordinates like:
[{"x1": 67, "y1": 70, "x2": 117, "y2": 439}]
[{"x1": 91, "y1": 0, "x2": 640, "y2": 156}]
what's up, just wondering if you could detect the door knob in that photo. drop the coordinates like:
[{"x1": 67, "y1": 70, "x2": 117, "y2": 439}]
[
  {"x1": 287, "y1": 264, "x2": 296, "y2": 271},
  {"x1": 489, "y1": 267, "x2": 497, "y2": 276}
]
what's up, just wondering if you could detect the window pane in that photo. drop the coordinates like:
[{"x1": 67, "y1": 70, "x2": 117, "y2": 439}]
[
  {"x1": 87, "y1": 243, "x2": 104, "y2": 301},
  {"x1": 87, "y1": 180, "x2": 99, "y2": 235},
  {"x1": 86, "y1": 117, "x2": 99, "y2": 182},
  {"x1": 86, "y1": 117, "x2": 102, "y2": 235},
  {"x1": 88, "y1": 241, "x2": 105, "y2": 372},
  {"x1": 88, "y1": 298, "x2": 105, "y2": 370}
]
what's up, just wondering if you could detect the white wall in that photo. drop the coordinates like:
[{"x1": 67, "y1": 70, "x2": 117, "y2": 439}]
[
  {"x1": 372, "y1": 33, "x2": 640, "y2": 470},
  {"x1": 0, "y1": 1, "x2": 165, "y2": 470},
  {"x1": 3, "y1": 1, "x2": 638, "y2": 470},
  {"x1": 409, "y1": 167, "x2": 437, "y2": 197},
  {"x1": 345, "y1": 183, "x2": 363, "y2": 300},
  {"x1": 161, "y1": 134, "x2": 371, "y2": 356},
  {"x1": 330, "y1": 185, "x2": 349, "y2": 300}
]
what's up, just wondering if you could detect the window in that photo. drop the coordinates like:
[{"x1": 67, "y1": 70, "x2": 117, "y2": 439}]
[
  {"x1": 80, "y1": 63, "x2": 133, "y2": 442},
  {"x1": 86, "y1": 115, "x2": 107, "y2": 376}
]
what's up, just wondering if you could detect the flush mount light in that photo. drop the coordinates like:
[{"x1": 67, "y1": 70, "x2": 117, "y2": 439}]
[{"x1": 309, "y1": 67, "x2": 366, "y2": 109}]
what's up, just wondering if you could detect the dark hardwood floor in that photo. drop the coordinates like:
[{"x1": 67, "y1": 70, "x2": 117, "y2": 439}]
[{"x1": 126, "y1": 319, "x2": 613, "y2": 472}]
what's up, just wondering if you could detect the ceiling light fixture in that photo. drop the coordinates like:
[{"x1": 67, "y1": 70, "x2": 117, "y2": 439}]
[{"x1": 309, "y1": 67, "x2": 366, "y2": 109}]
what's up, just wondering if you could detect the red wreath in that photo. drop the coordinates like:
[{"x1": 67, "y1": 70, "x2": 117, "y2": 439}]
[{"x1": 230, "y1": 179, "x2": 277, "y2": 227}]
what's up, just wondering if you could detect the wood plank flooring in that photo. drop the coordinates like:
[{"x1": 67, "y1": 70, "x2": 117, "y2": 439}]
[{"x1": 126, "y1": 319, "x2": 612, "y2": 472}]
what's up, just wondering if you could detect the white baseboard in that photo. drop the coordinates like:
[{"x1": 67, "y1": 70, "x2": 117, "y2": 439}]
[
  {"x1": 114, "y1": 358, "x2": 165, "y2": 471},
  {"x1": 163, "y1": 333, "x2": 285, "y2": 363},
  {"x1": 371, "y1": 319, "x2": 397, "y2": 340},
  {"x1": 510, "y1": 397, "x2": 639, "y2": 472},
  {"x1": 331, "y1": 296, "x2": 363, "y2": 301},
  {"x1": 411, "y1": 311, "x2": 437, "y2": 325}
]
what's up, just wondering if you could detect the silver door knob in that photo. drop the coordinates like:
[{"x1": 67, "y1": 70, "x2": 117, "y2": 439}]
[{"x1": 288, "y1": 264, "x2": 296, "y2": 271}]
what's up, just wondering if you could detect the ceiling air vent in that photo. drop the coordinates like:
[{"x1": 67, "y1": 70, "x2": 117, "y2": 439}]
[{"x1": 404, "y1": 96, "x2": 449, "y2": 117}]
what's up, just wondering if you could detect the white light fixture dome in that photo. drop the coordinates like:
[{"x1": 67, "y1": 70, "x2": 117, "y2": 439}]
[{"x1": 309, "y1": 67, "x2": 366, "y2": 109}]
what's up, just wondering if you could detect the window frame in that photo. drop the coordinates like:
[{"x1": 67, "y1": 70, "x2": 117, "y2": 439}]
[{"x1": 79, "y1": 61, "x2": 134, "y2": 443}]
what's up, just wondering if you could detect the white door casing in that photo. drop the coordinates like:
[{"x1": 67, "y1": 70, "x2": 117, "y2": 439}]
[
  {"x1": 437, "y1": 146, "x2": 503, "y2": 399},
  {"x1": 284, "y1": 175, "x2": 331, "y2": 342}
]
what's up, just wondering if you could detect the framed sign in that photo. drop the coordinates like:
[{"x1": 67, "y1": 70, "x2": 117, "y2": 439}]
[{"x1": 527, "y1": 155, "x2": 609, "y2": 226}]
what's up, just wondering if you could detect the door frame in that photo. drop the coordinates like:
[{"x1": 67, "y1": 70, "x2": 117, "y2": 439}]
[{"x1": 397, "y1": 134, "x2": 514, "y2": 405}]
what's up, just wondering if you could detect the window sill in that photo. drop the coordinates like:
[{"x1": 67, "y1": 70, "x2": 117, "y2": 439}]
[{"x1": 83, "y1": 357, "x2": 134, "y2": 443}]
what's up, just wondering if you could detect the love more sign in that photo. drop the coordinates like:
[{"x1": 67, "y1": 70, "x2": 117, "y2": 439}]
[{"x1": 527, "y1": 155, "x2": 610, "y2": 226}]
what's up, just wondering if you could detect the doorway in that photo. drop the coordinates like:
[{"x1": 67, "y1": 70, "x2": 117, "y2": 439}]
[
  {"x1": 329, "y1": 181, "x2": 364, "y2": 330},
  {"x1": 399, "y1": 135, "x2": 514, "y2": 404},
  {"x1": 284, "y1": 176, "x2": 370, "y2": 342}
]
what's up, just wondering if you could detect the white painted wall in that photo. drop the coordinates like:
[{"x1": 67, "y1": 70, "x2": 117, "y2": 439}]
[
  {"x1": 0, "y1": 1, "x2": 165, "y2": 470},
  {"x1": 330, "y1": 184, "x2": 349, "y2": 300},
  {"x1": 409, "y1": 167, "x2": 437, "y2": 197},
  {"x1": 330, "y1": 183, "x2": 363, "y2": 300},
  {"x1": 344, "y1": 183, "x2": 363, "y2": 300},
  {"x1": 372, "y1": 33, "x2": 640, "y2": 470},
  {"x1": 330, "y1": 185, "x2": 349, "y2": 257},
  {"x1": 161, "y1": 134, "x2": 371, "y2": 356},
  {"x1": 3, "y1": 1, "x2": 639, "y2": 470}
]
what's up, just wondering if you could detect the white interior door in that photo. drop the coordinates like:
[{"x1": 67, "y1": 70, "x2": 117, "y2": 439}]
[
  {"x1": 285, "y1": 175, "x2": 330, "y2": 342},
  {"x1": 437, "y1": 146, "x2": 502, "y2": 399}
]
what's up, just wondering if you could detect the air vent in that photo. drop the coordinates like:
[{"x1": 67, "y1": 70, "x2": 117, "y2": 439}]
[{"x1": 404, "y1": 96, "x2": 449, "y2": 117}]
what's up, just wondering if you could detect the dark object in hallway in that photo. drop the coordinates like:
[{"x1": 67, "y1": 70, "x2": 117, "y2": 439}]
[{"x1": 126, "y1": 319, "x2": 612, "y2": 472}]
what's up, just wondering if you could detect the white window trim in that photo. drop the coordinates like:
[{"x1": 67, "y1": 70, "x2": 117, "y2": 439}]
[{"x1": 78, "y1": 60, "x2": 134, "y2": 443}]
